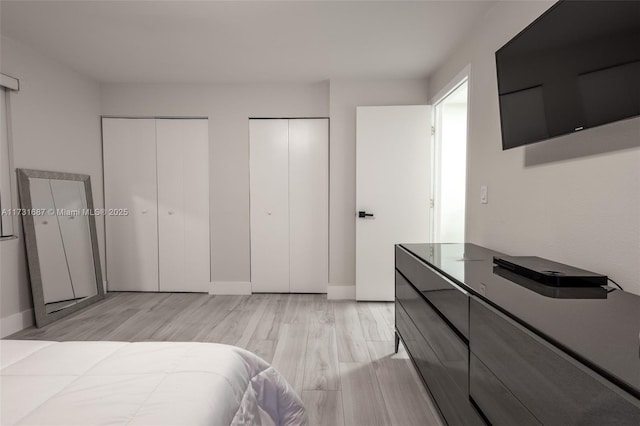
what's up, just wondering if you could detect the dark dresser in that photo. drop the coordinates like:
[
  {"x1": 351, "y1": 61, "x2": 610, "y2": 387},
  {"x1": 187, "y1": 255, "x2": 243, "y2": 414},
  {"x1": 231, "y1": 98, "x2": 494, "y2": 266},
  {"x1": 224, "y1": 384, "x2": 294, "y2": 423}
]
[{"x1": 395, "y1": 243, "x2": 640, "y2": 426}]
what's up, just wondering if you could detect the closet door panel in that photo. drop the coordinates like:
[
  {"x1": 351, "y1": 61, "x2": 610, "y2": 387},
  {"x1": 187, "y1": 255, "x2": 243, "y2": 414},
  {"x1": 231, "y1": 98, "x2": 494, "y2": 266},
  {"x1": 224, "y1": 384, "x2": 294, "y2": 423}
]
[
  {"x1": 102, "y1": 118, "x2": 158, "y2": 292},
  {"x1": 156, "y1": 120, "x2": 185, "y2": 292},
  {"x1": 156, "y1": 119, "x2": 209, "y2": 292},
  {"x1": 249, "y1": 119, "x2": 289, "y2": 293},
  {"x1": 289, "y1": 119, "x2": 329, "y2": 293}
]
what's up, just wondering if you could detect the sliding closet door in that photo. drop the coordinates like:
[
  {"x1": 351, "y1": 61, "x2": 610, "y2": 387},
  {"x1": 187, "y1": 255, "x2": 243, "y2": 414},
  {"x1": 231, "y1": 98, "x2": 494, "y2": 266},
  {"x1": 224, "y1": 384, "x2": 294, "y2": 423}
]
[
  {"x1": 156, "y1": 119, "x2": 209, "y2": 292},
  {"x1": 289, "y1": 119, "x2": 329, "y2": 293},
  {"x1": 249, "y1": 119, "x2": 289, "y2": 292},
  {"x1": 102, "y1": 118, "x2": 158, "y2": 291}
]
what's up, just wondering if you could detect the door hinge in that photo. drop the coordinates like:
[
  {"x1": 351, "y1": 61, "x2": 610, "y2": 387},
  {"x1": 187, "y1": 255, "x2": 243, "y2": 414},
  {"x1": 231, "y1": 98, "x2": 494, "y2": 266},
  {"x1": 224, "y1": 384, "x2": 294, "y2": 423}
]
[
  {"x1": 429, "y1": 198, "x2": 435, "y2": 208},
  {"x1": 431, "y1": 126, "x2": 435, "y2": 136}
]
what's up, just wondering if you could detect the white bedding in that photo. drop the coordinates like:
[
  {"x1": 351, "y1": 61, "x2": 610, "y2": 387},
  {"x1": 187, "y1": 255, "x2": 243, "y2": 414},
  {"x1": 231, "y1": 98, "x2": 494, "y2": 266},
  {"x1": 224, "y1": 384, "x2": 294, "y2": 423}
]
[{"x1": 0, "y1": 340, "x2": 307, "y2": 426}]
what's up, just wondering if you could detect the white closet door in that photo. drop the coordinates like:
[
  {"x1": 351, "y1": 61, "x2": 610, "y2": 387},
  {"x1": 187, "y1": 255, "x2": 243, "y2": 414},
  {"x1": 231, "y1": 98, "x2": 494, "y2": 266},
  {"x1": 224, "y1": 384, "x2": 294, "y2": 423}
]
[
  {"x1": 156, "y1": 119, "x2": 209, "y2": 292},
  {"x1": 289, "y1": 119, "x2": 329, "y2": 293},
  {"x1": 249, "y1": 119, "x2": 289, "y2": 293},
  {"x1": 102, "y1": 118, "x2": 159, "y2": 292}
]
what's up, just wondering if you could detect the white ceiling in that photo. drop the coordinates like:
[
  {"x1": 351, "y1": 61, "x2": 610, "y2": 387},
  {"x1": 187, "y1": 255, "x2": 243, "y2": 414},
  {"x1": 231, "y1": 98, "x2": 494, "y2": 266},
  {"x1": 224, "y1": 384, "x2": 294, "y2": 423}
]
[{"x1": 0, "y1": 1, "x2": 495, "y2": 84}]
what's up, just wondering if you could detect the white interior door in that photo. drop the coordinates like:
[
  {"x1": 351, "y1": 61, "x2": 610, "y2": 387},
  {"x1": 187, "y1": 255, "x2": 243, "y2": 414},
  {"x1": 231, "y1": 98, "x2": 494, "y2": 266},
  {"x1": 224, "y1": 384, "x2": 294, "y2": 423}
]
[
  {"x1": 102, "y1": 118, "x2": 159, "y2": 292},
  {"x1": 356, "y1": 106, "x2": 431, "y2": 301},
  {"x1": 250, "y1": 119, "x2": 290, "y2": 292},
  {"x1": 156, "y1": 119, "x2": 209, "y2": 292},
  {"x1": 289, "y1": 119, "x2": 329, "y2": 293}
]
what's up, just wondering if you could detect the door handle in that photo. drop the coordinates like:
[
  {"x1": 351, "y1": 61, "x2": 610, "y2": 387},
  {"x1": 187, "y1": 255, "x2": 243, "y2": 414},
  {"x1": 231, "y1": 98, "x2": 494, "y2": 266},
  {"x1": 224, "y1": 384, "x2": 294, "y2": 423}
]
[{"x1": 358, "y1": 211, "x2": 374, "y2": 218}]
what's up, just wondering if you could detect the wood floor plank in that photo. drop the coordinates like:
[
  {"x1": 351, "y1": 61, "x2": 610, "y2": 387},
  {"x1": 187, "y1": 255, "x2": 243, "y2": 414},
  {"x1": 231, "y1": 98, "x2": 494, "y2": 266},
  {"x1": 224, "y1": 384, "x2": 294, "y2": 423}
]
[
  {"x1": 245, "y1": 338, "x2": 276, "y2": 364},
  {"x1": 311, "y1": 296, "x2": 335, "y2": 325},
  {"x1": 271, "y1": 323, "x2": 308, "y2": 394},
  {"x1": 161, "y1": 295, "x2": 236, "y2": 341},
  {"x1": 197, "y1": 304, "x2": 254, "y2": 344},
  {"x1": 301, "y1": 391, "x2": 345, "y2": 426},
  {"x1": 340, "y1": 362, "x2": 391, "y2": 426},
  {"x1": 148, "y1": 294, "x2": 213, "y2": 341},
  {"x1": 369, "y1": 303, "x2": 395, "y2": 339},
  {"x1": 235, "y1": 298, "x2": 268, "y2": 347},
  {"x1": 252, "y1": 294, "x2": 287, "y2": 340},
  {"x1": 334, "y1": 302, "x2": 370, "y2": 362},
  {"x1": 112, "y1": 293, "x2": 197, "y2": 341},
  {"x1": 283, "y1": 294, "x2": 314, "y2": 325},
  {"x1": 357, "y1": 303, "x2": 394, "y2": 341},
  {"x1": 368, "y1": 341, "x2": 444, "y2": 426},
  {"x1": 303, "y1": 323, "x2": 340, "y2": 391},
  {"x1": 379, "y1": 301, "x2": 395, "y2": 327}
]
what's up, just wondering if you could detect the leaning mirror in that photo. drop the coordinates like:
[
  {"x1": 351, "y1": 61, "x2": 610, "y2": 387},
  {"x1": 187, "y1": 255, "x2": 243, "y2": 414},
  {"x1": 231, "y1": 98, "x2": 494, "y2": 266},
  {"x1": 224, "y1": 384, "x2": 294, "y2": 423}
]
[{"x1": 17, "y1": 169, "x2": 104, "y2": 327}]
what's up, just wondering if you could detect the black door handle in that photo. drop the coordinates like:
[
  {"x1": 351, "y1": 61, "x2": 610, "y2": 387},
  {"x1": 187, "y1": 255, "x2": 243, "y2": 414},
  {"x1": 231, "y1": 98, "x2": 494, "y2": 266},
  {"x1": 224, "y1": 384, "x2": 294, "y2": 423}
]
[{"x1": 358, "y1": 211, "x2": 374, "y2": 218}]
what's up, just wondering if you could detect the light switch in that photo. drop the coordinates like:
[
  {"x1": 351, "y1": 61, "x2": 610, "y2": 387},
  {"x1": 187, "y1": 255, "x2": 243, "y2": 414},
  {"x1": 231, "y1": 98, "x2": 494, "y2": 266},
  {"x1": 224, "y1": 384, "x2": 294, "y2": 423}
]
[{"x1": 480, "y1": 185, "x2": 488, "y2": 204}]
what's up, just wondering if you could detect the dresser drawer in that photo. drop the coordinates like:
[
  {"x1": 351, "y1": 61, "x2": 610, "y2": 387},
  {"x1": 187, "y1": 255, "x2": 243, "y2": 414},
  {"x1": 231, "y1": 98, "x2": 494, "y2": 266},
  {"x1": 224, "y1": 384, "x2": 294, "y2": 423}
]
[
  {"x1": 396, "y1": 246, "x2": 469, "y2": 338},
  {"x1": 396, "y1": 272, "x2": 484, "y2": 425},
  {"x1": 470, "y1": 353, "x2": 541, "y2": 426},
  {"x1": 395, "y1": 300, "x2": 422, "y2": 345},
  {"x1": 470, "y1": 297, "x2": 640, "y2": 425}
]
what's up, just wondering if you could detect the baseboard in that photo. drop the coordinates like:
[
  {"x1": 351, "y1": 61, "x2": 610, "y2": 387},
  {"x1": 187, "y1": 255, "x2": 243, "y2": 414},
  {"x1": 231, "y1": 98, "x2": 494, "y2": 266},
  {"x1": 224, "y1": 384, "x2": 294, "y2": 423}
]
[
  {"x1": 1, "y1": 308, "x2": 34, "y2": 338},
  {"x1": 209, "y1": 281, "x2": 252, "y2": 295},
  {"x1": 327, "y1": 284, "x2": 356, "y2": 300}
]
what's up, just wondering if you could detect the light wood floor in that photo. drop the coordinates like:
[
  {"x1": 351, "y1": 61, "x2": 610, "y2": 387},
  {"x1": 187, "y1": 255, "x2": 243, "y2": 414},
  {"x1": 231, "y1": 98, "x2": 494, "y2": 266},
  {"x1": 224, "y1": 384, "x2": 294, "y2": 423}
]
[{"x1": 9, "y1": 293, "x2": 444, "y2": 426}]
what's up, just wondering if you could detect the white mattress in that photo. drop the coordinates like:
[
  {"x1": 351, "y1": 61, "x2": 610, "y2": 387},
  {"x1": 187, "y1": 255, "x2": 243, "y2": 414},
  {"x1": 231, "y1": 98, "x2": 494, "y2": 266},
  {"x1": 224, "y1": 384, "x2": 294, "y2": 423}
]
[{"x1": 0, "y1": 340, "x2": 307, "y2": 426}]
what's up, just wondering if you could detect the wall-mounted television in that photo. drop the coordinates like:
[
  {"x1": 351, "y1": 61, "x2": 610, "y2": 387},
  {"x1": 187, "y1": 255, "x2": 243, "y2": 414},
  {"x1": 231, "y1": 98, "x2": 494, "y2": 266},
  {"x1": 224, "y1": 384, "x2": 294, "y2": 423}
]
[{"x1": 496, "y1": 0, "x2": 640, "y2": 150}]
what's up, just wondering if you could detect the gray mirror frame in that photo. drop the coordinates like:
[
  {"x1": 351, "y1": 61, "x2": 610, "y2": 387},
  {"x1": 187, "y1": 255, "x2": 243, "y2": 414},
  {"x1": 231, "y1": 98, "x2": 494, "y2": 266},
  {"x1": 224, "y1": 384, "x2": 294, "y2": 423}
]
[{"x1": 17, "y1": 168, "x2": 105, "y2": 328}]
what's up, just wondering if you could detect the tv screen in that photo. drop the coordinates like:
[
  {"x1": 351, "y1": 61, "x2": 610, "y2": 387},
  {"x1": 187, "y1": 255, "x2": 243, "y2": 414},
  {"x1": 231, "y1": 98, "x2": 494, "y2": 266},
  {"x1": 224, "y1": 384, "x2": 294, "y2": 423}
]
[{"x1": 496, "y1": 0, "x2": 640, "y2": 150}]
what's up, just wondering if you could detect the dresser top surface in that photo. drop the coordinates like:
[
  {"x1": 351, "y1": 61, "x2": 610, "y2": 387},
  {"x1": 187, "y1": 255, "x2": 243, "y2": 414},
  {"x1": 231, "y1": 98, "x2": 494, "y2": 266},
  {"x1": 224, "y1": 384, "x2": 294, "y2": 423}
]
[{"x1": 399, "y1": 243, "x2": 640, "y2": 398}]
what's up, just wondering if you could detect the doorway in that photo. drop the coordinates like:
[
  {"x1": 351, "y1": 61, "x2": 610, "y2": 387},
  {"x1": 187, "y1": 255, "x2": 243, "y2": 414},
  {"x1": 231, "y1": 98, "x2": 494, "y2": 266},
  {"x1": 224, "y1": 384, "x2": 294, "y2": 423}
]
[{"x1": 432, "y1": 80, "x2": 468, "y2": 243}]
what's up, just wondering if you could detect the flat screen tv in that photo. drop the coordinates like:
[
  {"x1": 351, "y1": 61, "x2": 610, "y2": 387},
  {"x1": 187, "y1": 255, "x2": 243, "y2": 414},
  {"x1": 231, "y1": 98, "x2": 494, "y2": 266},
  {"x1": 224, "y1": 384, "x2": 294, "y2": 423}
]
[{"x1": 496, "y1": 0, "x2": 640, "y2": 150}]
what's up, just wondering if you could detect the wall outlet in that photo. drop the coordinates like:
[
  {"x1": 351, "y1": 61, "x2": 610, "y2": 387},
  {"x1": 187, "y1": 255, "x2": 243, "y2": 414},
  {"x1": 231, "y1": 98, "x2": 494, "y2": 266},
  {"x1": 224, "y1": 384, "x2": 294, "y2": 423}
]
[
  {"x1": 480, "y1": 185, "x2": 488, "y2": 204},
  {"x1": 479, "y1": 283, "x2": 487, "y2": 296}
]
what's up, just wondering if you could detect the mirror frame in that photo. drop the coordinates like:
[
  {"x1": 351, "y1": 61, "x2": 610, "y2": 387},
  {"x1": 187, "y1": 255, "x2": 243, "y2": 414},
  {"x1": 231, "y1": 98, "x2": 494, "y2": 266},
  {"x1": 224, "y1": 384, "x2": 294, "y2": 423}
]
[{"x1": 17, "y1": 168, "x2": 105, "y2": 327}]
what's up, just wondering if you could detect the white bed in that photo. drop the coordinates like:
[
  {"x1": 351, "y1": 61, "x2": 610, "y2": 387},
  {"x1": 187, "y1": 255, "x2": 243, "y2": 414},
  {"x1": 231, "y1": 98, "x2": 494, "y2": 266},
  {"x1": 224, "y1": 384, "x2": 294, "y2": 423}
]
[{"x1": 0, "y1": 340, "x2": 307, "y2": 426}]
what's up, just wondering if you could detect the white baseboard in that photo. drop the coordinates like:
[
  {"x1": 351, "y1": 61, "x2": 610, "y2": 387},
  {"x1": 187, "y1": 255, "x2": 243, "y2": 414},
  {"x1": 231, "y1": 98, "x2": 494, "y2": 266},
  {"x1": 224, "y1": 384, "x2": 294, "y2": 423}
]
[
  {"x1": 209, "y1": 281, "x2": 252, "y2": 295},
  {"x1": 1, "y1": 308, "x2": 34, "y2": 338},
  {"x1": 327, "y1": 284, "x2": 356, "y2": 300}
]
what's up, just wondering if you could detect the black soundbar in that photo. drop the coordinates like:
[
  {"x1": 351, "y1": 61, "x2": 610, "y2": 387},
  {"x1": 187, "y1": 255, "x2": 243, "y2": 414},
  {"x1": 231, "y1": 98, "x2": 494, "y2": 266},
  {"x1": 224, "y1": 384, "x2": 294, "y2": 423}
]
[{"x1": 493, "y1": 255, "x2": 607, "y2": 287}]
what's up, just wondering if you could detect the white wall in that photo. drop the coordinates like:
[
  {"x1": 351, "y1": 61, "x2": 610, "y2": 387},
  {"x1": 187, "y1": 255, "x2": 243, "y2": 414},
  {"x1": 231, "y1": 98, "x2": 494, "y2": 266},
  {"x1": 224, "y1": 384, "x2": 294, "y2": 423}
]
[
  {"x1": 328, "y1": 79, "x2": 429, "y2": 288},
  {"x1": 428, "y1": 1, "x2": 640, "y2": 294},
  {"x1": 101, "y1": 82, "x2": 329, "y2": 286},
  {"x1": 0, "y1": 36, "x2": 104, "y2": 336}
]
